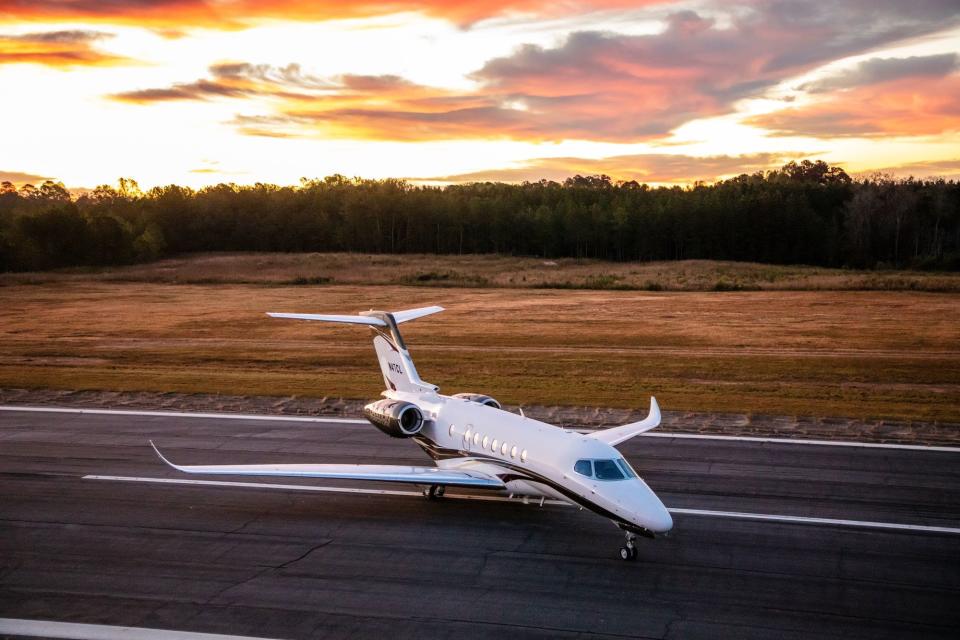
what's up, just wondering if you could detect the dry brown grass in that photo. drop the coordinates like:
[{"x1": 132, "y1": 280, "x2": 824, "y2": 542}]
[
  {"x1": 1, "y1": 281, "x2": 958, "y2": 421},
  {"x1": 3, "y1": 252, "x2": 959, "y2": 291}
]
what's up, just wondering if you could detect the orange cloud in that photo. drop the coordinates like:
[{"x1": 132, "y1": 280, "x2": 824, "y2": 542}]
[
  {"x1": 0, "y1": 169, "x2": 51, "y2": 185},
  {"x1": 0, "y1": 1, "x2": 661, "y2": 29},
  {"x1": 105, "y1": 3, "x2": 960, "y2": 143},
  {"x1": 752, "y1": 76, "x2": 960, "y2": 138},
  {"x1": 862, "y1": 158, "x2": 960, "y2": 181},
  {"x1": 0, "y1": 30, "x2": 127, "y2": 67},
  {"x1": 417, "y1": 152, "x2": 798, "y2": 183}
]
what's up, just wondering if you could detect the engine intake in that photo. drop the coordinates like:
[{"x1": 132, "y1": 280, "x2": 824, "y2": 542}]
[
  {"x1": 452, "y1": 393, "x2": 502, "y2": 410},
  {"x1": 363, "y1": 399, "x2": 424, "y2": 438}
]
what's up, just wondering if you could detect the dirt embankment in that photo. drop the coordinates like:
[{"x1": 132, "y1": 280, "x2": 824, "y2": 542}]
[{"x1": 2, "y1": 388, "x2": 956, "y2": 447}]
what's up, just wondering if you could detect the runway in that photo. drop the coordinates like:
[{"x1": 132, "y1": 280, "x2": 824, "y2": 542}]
[{"x1": 1, "y1": 408, "x2": 958, "y2": 639}]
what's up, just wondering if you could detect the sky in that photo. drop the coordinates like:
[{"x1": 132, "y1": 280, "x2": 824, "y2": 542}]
[{"x1": 0, "y1": 0, "x2": 958, "y2": 190}]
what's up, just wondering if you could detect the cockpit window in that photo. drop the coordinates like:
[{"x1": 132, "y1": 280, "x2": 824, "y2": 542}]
[
  {"x1": 593, "y1": 459, "x2": 626, "y2": 480},
  {"x1": 574, "y1": 459, "x2": 592, "y2": 477},
  {"x1": 616, "y1": 458, "x2": 638, "y2": 479}
]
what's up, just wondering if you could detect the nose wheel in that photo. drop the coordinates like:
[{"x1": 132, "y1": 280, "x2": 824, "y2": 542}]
[{"x1": 619, "y1": 532, "x2": 638, "y2": 561}]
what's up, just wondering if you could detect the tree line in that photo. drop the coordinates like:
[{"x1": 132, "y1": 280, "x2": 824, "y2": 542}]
[{"x1": 1, "y1": 160, "x2": 957, "y2": 272}]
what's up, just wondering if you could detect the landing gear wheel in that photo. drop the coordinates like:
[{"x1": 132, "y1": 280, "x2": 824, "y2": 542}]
[
  {"x1": 619, "y1": 531, "x2": 638, "y2": 561},
  {"x1": 423, "y1": 485, "x2": 445, "y2": 500}
]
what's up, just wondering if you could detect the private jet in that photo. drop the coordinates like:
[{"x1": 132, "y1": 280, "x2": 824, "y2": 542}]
[{"x1": 152, "y1": 306, "x2": 672, "y2": 560}]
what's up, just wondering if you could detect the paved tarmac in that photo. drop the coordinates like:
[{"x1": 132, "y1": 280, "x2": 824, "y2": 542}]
[{"x1": 1, "y1": 408, "x2": 958, "y2": 639}]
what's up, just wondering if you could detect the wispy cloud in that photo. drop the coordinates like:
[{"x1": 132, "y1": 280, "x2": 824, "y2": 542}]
[
  {"x1": 0, "y1": 30, "x2": 126, "y2": 67},
  {"x1": 802, "y1": 53, "x2": 959, "y2": 93},
  {"x1": 0, "y1": 169, "x2": 51, "y2": 184},
  {"x1": 0, "y1": 1, "x2": 664, "y2": 29}
]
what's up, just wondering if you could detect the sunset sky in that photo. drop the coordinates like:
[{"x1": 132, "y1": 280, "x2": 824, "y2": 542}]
[{"x1": 1, "y1": 0, "x2": 959, "y2": 189}]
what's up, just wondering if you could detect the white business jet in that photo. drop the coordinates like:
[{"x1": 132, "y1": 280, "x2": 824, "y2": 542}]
[{"x1": 152, "y1": 306, "x2": 672, "y2": 560}]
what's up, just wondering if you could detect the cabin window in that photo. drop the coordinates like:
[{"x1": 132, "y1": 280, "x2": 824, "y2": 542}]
[
  {"x1": 520, "y1": 449, "x2": 528, "y2": 462},
  {"x1": 574, "y1": 459, "x2": 592, "y2": 477},
  {"x1": 501, "y1": 442, "x2": 509, "y2": 455},
  {"x1": 482, "y1": 436, "x2": 489, "y2": 449},
  {"x1": 510, "y1": 446, "x2": 517, "y2": 458},
  {"x1": 491, "y1": 439, "x2": 499, "y2": 452},
  {"x1": 616, "y1": 458, "x2": 638, "y2": 479},
  {"x1": 593, "y1": 459, "x2": 626, "y2": 480},
  {"x1": 474, "y1": 433, "x2": 481, "y2": 446},
  {"x1": 449, "y1": 424, "x2": 456, "y2": 437}
]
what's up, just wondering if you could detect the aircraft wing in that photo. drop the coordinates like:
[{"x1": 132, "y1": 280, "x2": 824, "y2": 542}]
[
  {"x1": 150, "y1": 442, "x2": 504, "y2": 489},
  {"x1": 587, "y1": 397, "x2": 661, "y2": 446}
]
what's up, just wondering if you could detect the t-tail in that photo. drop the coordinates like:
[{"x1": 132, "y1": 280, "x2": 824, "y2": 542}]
[{"x1": 267, "y1": 306, "x2": 443, "y2": 394}]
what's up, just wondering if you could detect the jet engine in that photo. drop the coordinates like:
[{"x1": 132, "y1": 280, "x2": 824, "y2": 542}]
[
  {"x1": 452, "y1": 393, "x2": 502, "y2": 410},
  {"x1": 363, "y1": 399, "x2": 424, "y2": 438}
]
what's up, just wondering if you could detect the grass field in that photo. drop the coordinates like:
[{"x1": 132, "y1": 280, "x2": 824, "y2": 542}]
[
  {"x1": 2, "y1": 266, "x2": 958, "y2": 422},
  {"x1": 3, "y1": 252, "x2": 960, "y2": 291}
]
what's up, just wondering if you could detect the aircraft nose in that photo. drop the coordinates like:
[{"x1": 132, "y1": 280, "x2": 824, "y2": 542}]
[
  {"x1": 631, "y1": 480, "x2": 673, "y2": 533},
  {"x1": 648, "y1": 504, "x2": 673, "y2": 533}
]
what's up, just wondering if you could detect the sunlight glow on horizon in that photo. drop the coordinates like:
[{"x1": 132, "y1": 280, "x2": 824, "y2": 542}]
[{"x1": 1, "y1": 2, "x2": 958, "y2": 190}]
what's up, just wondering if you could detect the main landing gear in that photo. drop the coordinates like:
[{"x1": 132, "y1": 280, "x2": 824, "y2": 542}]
[
  {"x1": 619, "y1": 531, "x2": 638, "y2": 561},
  {"x1": 423, "y1": 484, "x2": 446, "y2": 500}
]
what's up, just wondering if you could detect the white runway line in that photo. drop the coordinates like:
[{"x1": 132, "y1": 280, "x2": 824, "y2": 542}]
[
  {"x1": 0, "y1": 405, "x2": 366, "y2": 424},
  {"x1": 668, "y1": 508, "x2": 960, "y2": 535},
  {"x1": 84, "y1": 474, "x2": 960, "y2": 535},
  {"x1": 0, "y1": 618, "x2": 284, "y2": 640},
  {"x1": 638, "y1": 431, "x2": 960, "y2": 452},
  {"x1": 5, "y1": 405, "x2": 959, "y2": 451}
]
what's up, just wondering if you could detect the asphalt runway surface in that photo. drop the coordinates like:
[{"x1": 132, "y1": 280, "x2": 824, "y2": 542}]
[{"x1": 1, "y1": 408, "x2": 958, "y2": 639}]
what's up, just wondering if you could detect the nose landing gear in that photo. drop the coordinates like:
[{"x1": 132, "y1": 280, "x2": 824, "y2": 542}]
[{"x1": 619, "y1": 532, "x2": 638, "y2": 561}]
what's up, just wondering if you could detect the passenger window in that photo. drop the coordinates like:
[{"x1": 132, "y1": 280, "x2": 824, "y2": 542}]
[
  {"x1": 574, "y1": 459, "x2": 592, "y2": 477},
  {"x1": 491, "y1": 439, "x2": 499, "y2": 451},
  {"x1": 594, "y1": 459, "x2": 625, "y2": 480},
  {"x1": 482, "y1": 436, "x2": 489, "y2": 448},
  {"x1": 510, "y1": 446, "x2": 517, "y2": 458},
  {"x1": 520, "y1": 449, "x2": 528, "y2": 462},
  {"x1": 449, "y1": 424, "x2": 456, "y2": 437},
  {"x1": 464, "y1": 427, "x2": 472, "y2": 441},
  {"x1": 501, "y1": 442, "x2": 508, "y2": 455},
  {"x1": 473, "y1": 433, "x2": 481, "y2": 446}
]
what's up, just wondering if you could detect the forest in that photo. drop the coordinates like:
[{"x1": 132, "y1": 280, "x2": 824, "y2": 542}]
[{"x1": 1, "y1": 160, "x2": 957, "y2": 272}]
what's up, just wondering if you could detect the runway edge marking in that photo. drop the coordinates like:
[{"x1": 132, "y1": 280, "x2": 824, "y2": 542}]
[
  {"x1": 5, "y1": 405, "x2": 959, "y2": 451},
  {"x1": 84, "y1": 475, "x2": 960, "y2": 536},
  {"x1": 0, "y1": 405, "x2": 367, "y2": 424},
  {"x1": 0, "y1": 618, "x2": 285, "y2": 640}
]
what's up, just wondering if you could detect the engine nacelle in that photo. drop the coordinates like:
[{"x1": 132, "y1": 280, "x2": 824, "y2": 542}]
[
  {"x1": 452, "y1": 393, "x2": 502, "y2": 410},
  {"x1": 363, "y1": 399, "x2": 424, "y2": 438}
]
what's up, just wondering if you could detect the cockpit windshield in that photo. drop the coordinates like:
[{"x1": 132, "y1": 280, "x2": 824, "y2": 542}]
[
  {"x1": 573, "y1": 458, "x2": 638, "y2": 481},
  {"x1": 593, "y1": 459, "x2": 625, "y2": 480}
]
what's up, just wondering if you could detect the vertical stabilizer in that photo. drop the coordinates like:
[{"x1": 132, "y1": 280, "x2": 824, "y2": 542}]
[{"x1": 267, "y1": 305, "x2": 442, "y2": 394}]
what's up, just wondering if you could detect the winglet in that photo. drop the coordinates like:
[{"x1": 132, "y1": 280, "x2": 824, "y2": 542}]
[
  {"x1": 587, "y1": 397, "x2": 661, "y2": 447},
  {"x1": 150, "y1": 440, "x2": 185, "y2": 472}
]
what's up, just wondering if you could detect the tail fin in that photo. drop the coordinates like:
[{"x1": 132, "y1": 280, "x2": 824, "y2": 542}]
[{"x1": 268, "y1": 306, "x2": 443, "y2": 394}]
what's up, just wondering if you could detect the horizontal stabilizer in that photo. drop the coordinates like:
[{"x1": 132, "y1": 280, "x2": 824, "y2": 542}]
[
  {"x1": 266, "y1": 306, "x2": 443, "y2": 326},
  {"x1": 392, "y1": 306, "x2": 444, "y2": 323},
  {"x1": 266, "y1": 312, "x2": 386, "y2": 326},
  {"x1": 587, "y1": 397, "x2": 661, "y2": 446},
  {"x1": 150, "y1": 441, "x2": 503, "y2": 489}
]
